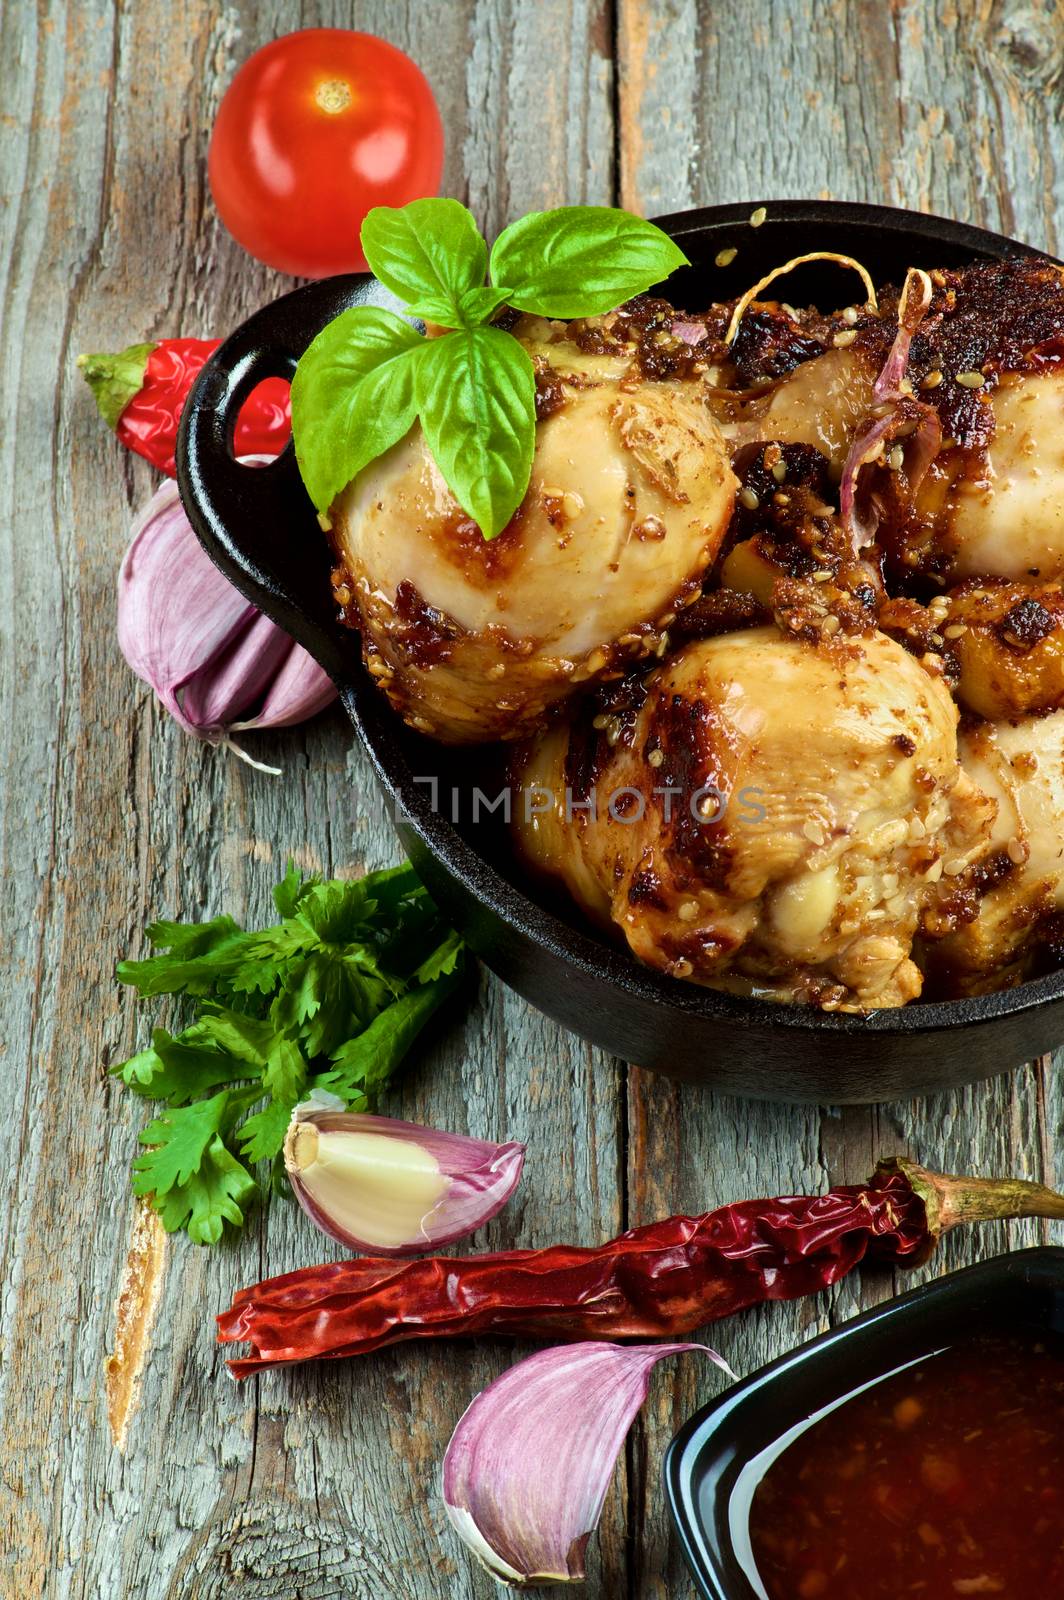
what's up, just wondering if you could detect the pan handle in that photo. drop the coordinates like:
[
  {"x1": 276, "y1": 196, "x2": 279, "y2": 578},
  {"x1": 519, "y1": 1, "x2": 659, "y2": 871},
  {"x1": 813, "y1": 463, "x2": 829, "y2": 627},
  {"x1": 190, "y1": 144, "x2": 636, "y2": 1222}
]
[{"x1": 176, "y1": 274, "x2": 385, "y2": 684}]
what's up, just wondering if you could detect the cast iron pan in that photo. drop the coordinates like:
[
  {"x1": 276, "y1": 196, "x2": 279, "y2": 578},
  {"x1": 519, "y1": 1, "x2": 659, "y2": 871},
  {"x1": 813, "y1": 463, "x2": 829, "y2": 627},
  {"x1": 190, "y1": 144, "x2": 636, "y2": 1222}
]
[{"x1": 176, "y1": 199, "x2": 1064, "y2": 1103}]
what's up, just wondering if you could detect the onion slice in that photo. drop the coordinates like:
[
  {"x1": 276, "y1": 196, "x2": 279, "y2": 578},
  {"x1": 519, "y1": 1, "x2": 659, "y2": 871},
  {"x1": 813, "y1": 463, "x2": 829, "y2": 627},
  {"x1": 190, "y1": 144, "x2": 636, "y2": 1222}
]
[
  {"x1": 283, "y1": 1091, "x2": 526, "y2": 1255},
  {"x1": 840, "y1": 268, "x2": 940, "y2": 551},
  {"x1": 724, "y1": 252, "x2": 878, "y2": 345},
  {"x1": 873, "y1": 266, "x2": 933, "y2": 402},
  {"x1": 442, "y1": 1340, "x2": 733, "y2": 1587}
]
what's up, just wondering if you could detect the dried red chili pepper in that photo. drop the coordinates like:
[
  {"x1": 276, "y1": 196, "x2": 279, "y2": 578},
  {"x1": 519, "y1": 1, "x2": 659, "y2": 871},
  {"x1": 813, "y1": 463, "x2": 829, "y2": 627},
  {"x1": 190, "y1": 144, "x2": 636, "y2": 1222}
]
[
  {"x1": 218, "y1": 1157, "x2": 1064, "y2": 1377},
  {"x1": 78, "y1": 338, "x2": 291, "y2": 476}
]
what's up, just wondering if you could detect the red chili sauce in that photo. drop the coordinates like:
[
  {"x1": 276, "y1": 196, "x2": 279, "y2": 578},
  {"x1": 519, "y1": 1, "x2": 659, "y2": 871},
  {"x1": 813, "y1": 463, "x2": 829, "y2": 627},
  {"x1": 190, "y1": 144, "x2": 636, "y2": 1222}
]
[{"x1": 748, "y1": 1332, "x2": 1064, "y2": 1599}]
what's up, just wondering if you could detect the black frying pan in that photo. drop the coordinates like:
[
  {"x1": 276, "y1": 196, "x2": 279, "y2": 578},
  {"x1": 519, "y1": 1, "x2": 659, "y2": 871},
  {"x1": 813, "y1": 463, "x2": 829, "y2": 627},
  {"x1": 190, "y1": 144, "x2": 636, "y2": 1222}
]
[{"x1": 176, "y1": 200, "x2": 1064, "y2": 1103}]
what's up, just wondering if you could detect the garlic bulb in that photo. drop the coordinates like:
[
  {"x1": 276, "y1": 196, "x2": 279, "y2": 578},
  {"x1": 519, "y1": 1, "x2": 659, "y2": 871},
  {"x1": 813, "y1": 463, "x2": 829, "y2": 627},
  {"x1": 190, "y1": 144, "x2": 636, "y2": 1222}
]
[
  {"x1": 443, "y1": 1341, "x2": 733, "y2": 1586},
  {"x1": 283, "y1": 1092, "x2": 526, "y2": 1255},
  {"x1": 117, "y1": 476, "x2": 336, "y2": 769}
]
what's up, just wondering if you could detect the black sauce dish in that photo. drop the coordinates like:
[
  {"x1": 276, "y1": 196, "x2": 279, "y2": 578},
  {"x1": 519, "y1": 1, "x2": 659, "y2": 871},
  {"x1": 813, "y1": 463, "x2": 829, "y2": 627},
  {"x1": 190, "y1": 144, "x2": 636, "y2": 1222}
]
[
  {"x1": 176, "y1": 199, "x2": 1064, "y2": 1104},
  {"x1": 664, "y1": 1246, "x2": 1064, "y2": 1600}
]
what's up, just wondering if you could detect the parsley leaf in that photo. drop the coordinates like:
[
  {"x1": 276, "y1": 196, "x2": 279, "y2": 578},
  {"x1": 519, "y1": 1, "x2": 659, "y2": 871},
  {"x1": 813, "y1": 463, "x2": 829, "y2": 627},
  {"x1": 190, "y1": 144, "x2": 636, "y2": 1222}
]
[{"x1": 113, "y1": 861, "x2": 466, "y2": 1243}]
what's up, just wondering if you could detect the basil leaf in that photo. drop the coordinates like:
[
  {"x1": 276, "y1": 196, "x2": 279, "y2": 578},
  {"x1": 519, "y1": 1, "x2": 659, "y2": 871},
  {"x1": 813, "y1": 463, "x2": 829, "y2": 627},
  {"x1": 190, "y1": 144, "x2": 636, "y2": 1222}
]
[
  {"x1": 456, "y1": 284, "x2": 512, "y2": 325},
  {"x1": 291, "y1": 306, "x2": 424, "y2": 515},
  {"x1": 361, "y1": 199, "x2": 489, "y2": 326},
  {"x1": 415, "y1": 326, "x2": 536, "y2": 540},
  {"x1": 490, "y1": 205, "x2": 689, "y2": 318}
]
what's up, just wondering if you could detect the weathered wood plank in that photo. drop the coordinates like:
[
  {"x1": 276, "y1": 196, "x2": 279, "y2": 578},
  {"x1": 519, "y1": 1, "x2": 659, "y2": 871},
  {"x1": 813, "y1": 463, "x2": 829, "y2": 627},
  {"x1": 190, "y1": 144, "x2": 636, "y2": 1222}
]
[
  {"x1": 618, "y1": 2, "x2": 1064, "y2": 1593},
  {"x1": 0, "y1": 3, "x2": 623, "y2": 1597}
]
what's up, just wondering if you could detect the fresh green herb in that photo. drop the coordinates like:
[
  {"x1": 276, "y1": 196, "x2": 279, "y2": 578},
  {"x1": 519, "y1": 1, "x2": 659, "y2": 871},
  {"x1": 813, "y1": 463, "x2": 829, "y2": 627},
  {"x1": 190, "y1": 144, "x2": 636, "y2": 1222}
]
[
  {"x1": 291, "y1": 200, "x2": 688, "y2": 540},
  {"x1": 113, "y1": 861, "x2": 466, "y2": 1244}
]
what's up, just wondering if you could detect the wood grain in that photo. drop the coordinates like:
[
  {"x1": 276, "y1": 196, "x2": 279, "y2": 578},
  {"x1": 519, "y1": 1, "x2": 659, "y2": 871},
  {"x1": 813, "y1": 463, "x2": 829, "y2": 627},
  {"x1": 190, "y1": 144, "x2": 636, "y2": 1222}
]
[{"x1": 1, "y1": 2, "x2": 1062, "y2": 1597}]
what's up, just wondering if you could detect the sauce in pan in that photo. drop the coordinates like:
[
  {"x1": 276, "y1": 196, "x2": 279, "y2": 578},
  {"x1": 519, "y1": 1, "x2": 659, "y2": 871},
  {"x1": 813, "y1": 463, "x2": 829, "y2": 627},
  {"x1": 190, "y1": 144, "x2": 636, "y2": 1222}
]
[{"x1": 748, "y1": 1331, "x2": 1064, "y2": 1599}]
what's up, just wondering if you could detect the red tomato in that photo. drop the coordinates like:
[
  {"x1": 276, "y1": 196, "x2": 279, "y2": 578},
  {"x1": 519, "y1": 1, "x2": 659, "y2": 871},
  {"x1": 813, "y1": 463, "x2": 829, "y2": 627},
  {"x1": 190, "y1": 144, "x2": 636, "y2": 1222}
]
[{"x1": 208, "y1": 29, "x2": 444, "y2": 278}]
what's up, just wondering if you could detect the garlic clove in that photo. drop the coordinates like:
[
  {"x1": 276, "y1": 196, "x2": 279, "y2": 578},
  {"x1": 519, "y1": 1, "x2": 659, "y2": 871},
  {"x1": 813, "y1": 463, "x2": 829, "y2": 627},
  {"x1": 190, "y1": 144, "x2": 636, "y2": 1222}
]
[
  {"x1": 231, "y1": 639, "x2": 338, "y2": 731},
  {"x1": 178, "y1": 610, "x2": 291, "y2": 732},
  {"x1": 283, "y1": 1093, "x2": 526, "y2": 1256},
  {"x1": 117, "y1": 476, "x2": 337, "y2": 747},
  {"x1": 118, "y1": 478, "x2": 254, "y2": 733},
  {"x1": 442, "y1": 1341, "x2": 733, "y2": 1587}
]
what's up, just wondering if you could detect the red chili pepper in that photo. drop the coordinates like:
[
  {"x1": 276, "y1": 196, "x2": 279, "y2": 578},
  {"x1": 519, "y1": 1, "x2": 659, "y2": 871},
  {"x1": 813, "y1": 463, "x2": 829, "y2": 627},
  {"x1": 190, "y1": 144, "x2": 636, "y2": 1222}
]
[
  {"x1": 77, "y1": 338, "x2": 291, "y2": 476},
  {"x1": 217, "y1": 1158, "x2": 1064, "y2": 1378}
]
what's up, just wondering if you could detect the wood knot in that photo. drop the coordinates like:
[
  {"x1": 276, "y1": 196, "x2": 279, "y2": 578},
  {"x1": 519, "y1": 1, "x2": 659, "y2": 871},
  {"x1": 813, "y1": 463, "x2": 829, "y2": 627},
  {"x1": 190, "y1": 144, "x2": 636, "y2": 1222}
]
[
  {"x1": 992, "y1": 7, "x2": 1061, "y2": 88},
  {"x1": 165, "y1": 1496, "x2": 406, "y2": 1600}
]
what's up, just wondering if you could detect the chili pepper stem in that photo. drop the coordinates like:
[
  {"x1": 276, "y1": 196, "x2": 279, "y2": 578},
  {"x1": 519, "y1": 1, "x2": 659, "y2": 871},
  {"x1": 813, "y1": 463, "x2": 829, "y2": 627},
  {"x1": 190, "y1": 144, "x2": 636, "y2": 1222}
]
[{"x1": 878, "y1": 1156, "x2": 1064, "y2": 1264}]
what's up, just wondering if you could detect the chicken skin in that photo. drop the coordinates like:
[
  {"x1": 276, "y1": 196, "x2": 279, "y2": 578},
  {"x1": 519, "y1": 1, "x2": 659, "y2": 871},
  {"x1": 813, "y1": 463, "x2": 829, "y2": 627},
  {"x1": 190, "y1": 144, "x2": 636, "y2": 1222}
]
[
  {"x1": 512, "y1": 628, "x2": 993, "y2": 1011},
  {"x1": 328, "y1": 315, "x2": 736, "y2": 744},
  {"x1": 927, "y1": 712, "x2": 1064, "y2": 994}
]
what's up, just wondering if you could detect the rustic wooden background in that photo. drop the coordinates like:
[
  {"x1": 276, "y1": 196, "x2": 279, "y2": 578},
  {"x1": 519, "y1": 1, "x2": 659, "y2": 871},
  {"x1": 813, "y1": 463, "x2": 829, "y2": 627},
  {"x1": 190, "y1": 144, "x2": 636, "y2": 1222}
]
[{"x1": 3, "y1": 1, "x2": 1063, "y2": 1595}]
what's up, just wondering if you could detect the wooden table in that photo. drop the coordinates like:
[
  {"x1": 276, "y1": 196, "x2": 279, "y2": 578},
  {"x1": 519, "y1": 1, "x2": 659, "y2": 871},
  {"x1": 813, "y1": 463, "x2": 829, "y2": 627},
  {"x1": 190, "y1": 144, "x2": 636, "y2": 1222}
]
[{"x1": 5, "y1": 2, "x2": 1063, "y2": 1594}]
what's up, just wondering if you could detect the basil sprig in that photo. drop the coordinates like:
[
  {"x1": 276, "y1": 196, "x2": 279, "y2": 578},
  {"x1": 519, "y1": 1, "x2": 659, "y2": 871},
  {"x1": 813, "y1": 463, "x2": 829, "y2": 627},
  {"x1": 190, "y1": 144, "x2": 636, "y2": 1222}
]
[{"x1": 291, "y1": 201, "x2": 689, "y2": 539}]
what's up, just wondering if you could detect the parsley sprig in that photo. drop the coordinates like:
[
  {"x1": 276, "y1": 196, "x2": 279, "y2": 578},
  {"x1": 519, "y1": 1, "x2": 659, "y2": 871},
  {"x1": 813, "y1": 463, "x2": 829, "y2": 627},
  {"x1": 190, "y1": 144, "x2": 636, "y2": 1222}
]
[
  {"x1": 291, "y1": 200, "x2": 689, "y2": 539},
  {"x1": 112, "y1": 861, "x2": 465, "y2": 1244}
]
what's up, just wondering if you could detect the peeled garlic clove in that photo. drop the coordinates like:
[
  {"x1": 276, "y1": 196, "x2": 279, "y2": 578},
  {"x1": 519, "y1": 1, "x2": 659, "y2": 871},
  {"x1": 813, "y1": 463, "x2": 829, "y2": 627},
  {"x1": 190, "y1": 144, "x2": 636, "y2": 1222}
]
[
  {"x1": 443, "y1": 1341, "x2": 733, "y2": 1586},
  {"x1": 117, "y1": 475, "x2": 336, "y2": 751},
  {"x1": 283, "y1": 1092, "x2": 526, "y2": 1255}
]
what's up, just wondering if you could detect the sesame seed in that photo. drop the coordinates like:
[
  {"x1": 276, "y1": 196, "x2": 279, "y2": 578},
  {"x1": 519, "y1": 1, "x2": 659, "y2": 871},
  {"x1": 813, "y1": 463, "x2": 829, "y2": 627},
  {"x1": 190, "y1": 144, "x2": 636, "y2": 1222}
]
[
  {"x1": 803, "y1": 819, "x2": 825, "y2": 845},
  {"x1": 739, "y1": 486, "x2": 760, "y2": 511},
  {"x1": 749, "y1": 206, "x2": 767, "y2": 228},
  {"x1": 909, "y1": 815, "x2": 927, "y2": 840},
  {"x1": 888, "y1": 444, "x2": 905, "y2": 471},
  {"x1": 925, "y1": 859, "x2": 944, "y2": 882},
  {"x1": 943, "y1": 623, "x2": 967, "y2": 639},
  {"x1": 821, "y1": 615, "x2": 841, "y2": 636},
  {"x1": 562, "y1": 491, "x2": 584, "y2": 519},
  {"x1": 833, "y1": 329, "x2": 858, "y2": 348},
  {"x1": 715, "y1": 246, "x2": 737, "y2": 267},
  {"x1": 929, "y1": 632, "x2": 945, "y2": 648},
  {"x1": 841, "y1": 306, "x2": 859, "y2": 326},
  {"x1": 920, "y1": 369, "x2": 943, "y2": 389},
  {"x1": 1007, "y1": 835, "x2": 1027, "y2": 865},
  {"x1": 773, "y1": 491, "x2": 791, "y2": 505},
  {"x1": 955, "y1": 370, "x2": 985, "y2": 388},
  {"x1": 673, "y1": 959, "x2": 693, "y2": 978},
  {"x1": 678, "y1": 900, "x2": 699, "y2": 922},
  {"x1": 943, "y1": 858, "x2": 968, "y2": 877},
  {"x1": 647, "y1": 748, "x2": 664, "y2": 768},
  {"x1": 771, "y1": 460, "x2": 788, "y2": 482},
  {"x1": 592, "y1": 713, "x2": 609, "y2": 730},
  {"x1": 813, "y1": 568, "x2": 833, "y2": 582}
]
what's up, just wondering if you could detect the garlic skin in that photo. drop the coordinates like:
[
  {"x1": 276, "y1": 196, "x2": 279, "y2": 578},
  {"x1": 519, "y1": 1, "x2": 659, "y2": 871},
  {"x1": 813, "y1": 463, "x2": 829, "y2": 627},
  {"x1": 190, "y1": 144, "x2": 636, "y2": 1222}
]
[
  {"x1": 117, "y1": 477, "x2": 336, "y2": 763},
  {"x1": 443, "y1": 1341, "x2": 733, "y2": 1587},
  {"x1": 283, "y1": 1093, "x2": 526, "y2": 1255}
]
